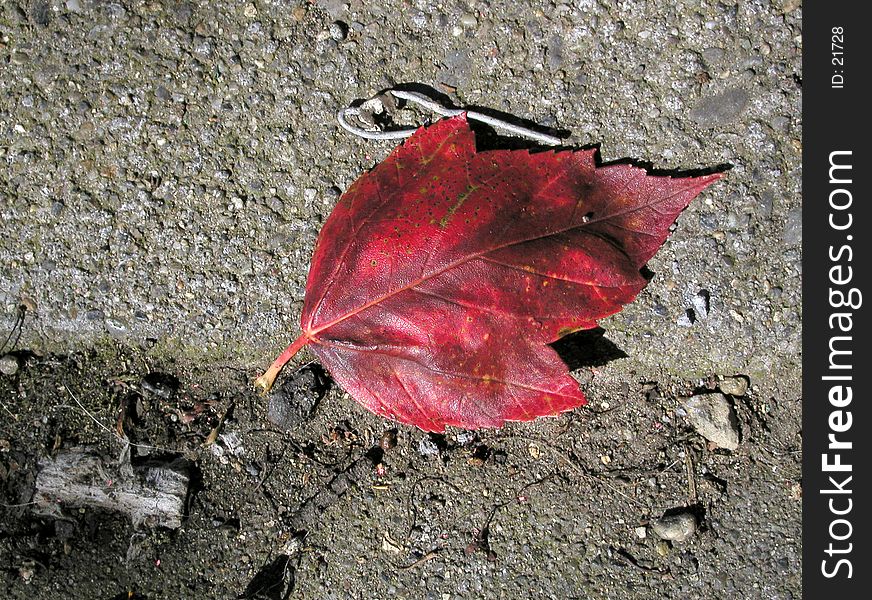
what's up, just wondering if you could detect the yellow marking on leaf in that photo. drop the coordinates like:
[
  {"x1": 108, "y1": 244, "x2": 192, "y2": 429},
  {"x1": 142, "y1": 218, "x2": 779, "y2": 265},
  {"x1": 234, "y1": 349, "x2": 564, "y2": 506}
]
[{"x1": 439, "y1": 184, "x2": 479, "y2": 228}]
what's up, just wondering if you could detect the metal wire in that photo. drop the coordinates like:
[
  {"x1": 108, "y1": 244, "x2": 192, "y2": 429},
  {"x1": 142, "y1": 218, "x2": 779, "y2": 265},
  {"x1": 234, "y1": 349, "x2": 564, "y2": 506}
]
[{"x1": 337, "y1": 89, "x2": 562, "y2": 146}]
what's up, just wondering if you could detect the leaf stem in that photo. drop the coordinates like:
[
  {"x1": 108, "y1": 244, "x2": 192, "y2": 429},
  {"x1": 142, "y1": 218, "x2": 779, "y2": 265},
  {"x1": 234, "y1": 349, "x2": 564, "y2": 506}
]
[{"x1": 255, "y1": 333, "x2": 310, "y2": 394}]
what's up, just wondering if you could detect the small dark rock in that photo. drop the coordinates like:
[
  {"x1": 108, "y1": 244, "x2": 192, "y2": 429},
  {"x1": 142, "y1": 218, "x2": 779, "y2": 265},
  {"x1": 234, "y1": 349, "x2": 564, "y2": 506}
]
[
  {"x1": 380, "y1": 429, "x2": 398, "y2": 450},
  {"x1": 54, "y1": 519, "x2": 76, "y2": 540},
  {"x1": 266, "y1": 366, "x2": 329, "y2": 430}
]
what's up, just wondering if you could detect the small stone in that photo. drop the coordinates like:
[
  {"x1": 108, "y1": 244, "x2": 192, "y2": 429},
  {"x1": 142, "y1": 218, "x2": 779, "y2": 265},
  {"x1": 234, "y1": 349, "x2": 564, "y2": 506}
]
[
  {"x1": 266, "y1": 366, "x2": 326, "y2": 430},
  {"x1": 770, "y1": 116, "x2": 790, "y2": 133},
  {"x1": 418, "y1": 436, "x2": 441, "y2": 457},
  {"x1": 459, "y1": 13, "x2": 478, "y2": 28},
  {"x1": 692, "y1": 290, "x2": 710, "y2": 319},
  {"x1": 634, "y1": 526, "x2": 647, "y2": 539},
  {"x1": 528, "y1": 442, "x2": 541, "y2": 460},
  {"x1": 381, "y1": 532, "x2": 402, "y2": 554},
  {"x1": 781, "y1": 0, "x2": 801, "y2": 13},
  {"x1": 10, "y1": 51, "x2": 30, "y2": 65},
  {"x1": 651, "y1": 511, "x2": 698, "y2": 542},
  {"x1": 104, "y1": 317, "x2": 128, "y2": 338},
  {"x1": 718, "y1": 375, "x2": 749, "y2": 397},
  {"x1": 682, "y1": 393, "x2": 740, "y2": 450},
  {"x1": 454, "y1": 430, "x2": 477, "y2": 446},
  {"x1": 655, "y1": 540, "x2": 670, "y2": 556},
  {"x1": 677, "y1": 309, "x2": 695, "y2": 327},
  {"x1": 689, "y1": 87, "x2": 750, "y2": 127},
  {"x1": 329, "y1": 21, "x2": 347, "y2": 41},
  {"x1": 701, "y1": 47, "x2": 725, "y2": 66},
  {"x1": 380, "y1": 429, "x2": 398, "y2": 450},
  {"x1": 85, "y1": 309, "x2": 105, "y2": 321},
  {"x1": 0, "y1": 354, "x2": 19, "y2": 376}
]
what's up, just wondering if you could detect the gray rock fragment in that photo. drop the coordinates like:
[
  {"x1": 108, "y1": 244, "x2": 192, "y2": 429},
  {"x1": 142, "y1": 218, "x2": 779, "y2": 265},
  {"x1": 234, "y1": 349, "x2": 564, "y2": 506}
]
[
  {"x1": 719, "y1": 375, "x2": 749, "y2": 397},
  {"x1": 417, "y1": 436, "x2": 441, "y2": 457},
  {"x1": 682, "y1": 392, "x2": 740, "y2": 450},
  {"x1": 0, "y1": 354, "x2": 19, "y2": 375},
  {"x1": 651, "y1": 511, "x2": 698, "y2": 542}
]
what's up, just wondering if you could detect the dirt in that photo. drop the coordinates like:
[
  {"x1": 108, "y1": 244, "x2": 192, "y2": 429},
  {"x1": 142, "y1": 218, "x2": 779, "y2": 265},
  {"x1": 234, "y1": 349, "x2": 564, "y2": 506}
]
[
  {"x1": 1, "y1": 0, "x2": 802, "y2": 598},
  {"x1": 1, "y1": 341, "x2": 801, "y2": 598}
]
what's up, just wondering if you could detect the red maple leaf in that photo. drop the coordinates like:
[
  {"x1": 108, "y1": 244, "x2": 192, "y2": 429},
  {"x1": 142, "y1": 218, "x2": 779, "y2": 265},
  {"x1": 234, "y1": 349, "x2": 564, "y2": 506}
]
[{"x1": 257, "y1": 115, "x2": 720, "y2": 431}]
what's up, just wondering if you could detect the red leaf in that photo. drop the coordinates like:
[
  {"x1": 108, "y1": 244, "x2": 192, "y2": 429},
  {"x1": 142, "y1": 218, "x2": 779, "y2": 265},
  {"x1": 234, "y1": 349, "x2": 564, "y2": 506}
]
[{"x1": 257, "y1": 115, "x2": 720, "y2": 431}]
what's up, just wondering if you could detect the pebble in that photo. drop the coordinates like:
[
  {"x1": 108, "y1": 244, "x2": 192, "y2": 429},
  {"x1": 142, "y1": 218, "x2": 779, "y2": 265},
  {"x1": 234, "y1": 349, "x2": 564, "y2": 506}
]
[
  {"x1": 692, "y1": 290, "x2": 710, "y2": 320},
  {"x1": 651, "y1": 511, "x2": 698, "y2": 542},
  {"x1": 266, "y1": 367, "x2": 326, "y2": 430},
  {"x1": 459, "y1": 13, "x2": 478, "y2": 28},
  {"x1": 682, "y1": 393, "x2": 740, "y2": 451},
  {"x1": 634, "y1": 526, "x2": 647, "y2": 539},
  {"x1": 417, "y1": 436, "x2": 441, "y2": 457},
  {"x1": 454, "y1": 430, "x2": 477, "y2": 446},
  {"x1": 677, "y1": 309, "x2": 695, "y2": 328},
  {"x1": 104, "y1": 317, "x2": 128, "y2": 338},
  {"x1": 781, "y1": 0, "x2": 801, "y2": 13},
  {"x1": 700, "y1": 47, "x2": 725, "y2": 66},
  {"x1": 689, "y1": 87, "x2": 750, "y2": 127},
  {"x1": 380, "y1": 429, "x2": 398, "y2": 450},
  {"x1": 0, "y1": 354, "x2": 19, "y2": 376},
  {"x1": 329, "y1": 21, "x2": 347, "y2": 41},
  {"x1": 718, "y1": 375, "x2": 749, "y2": 397}
]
